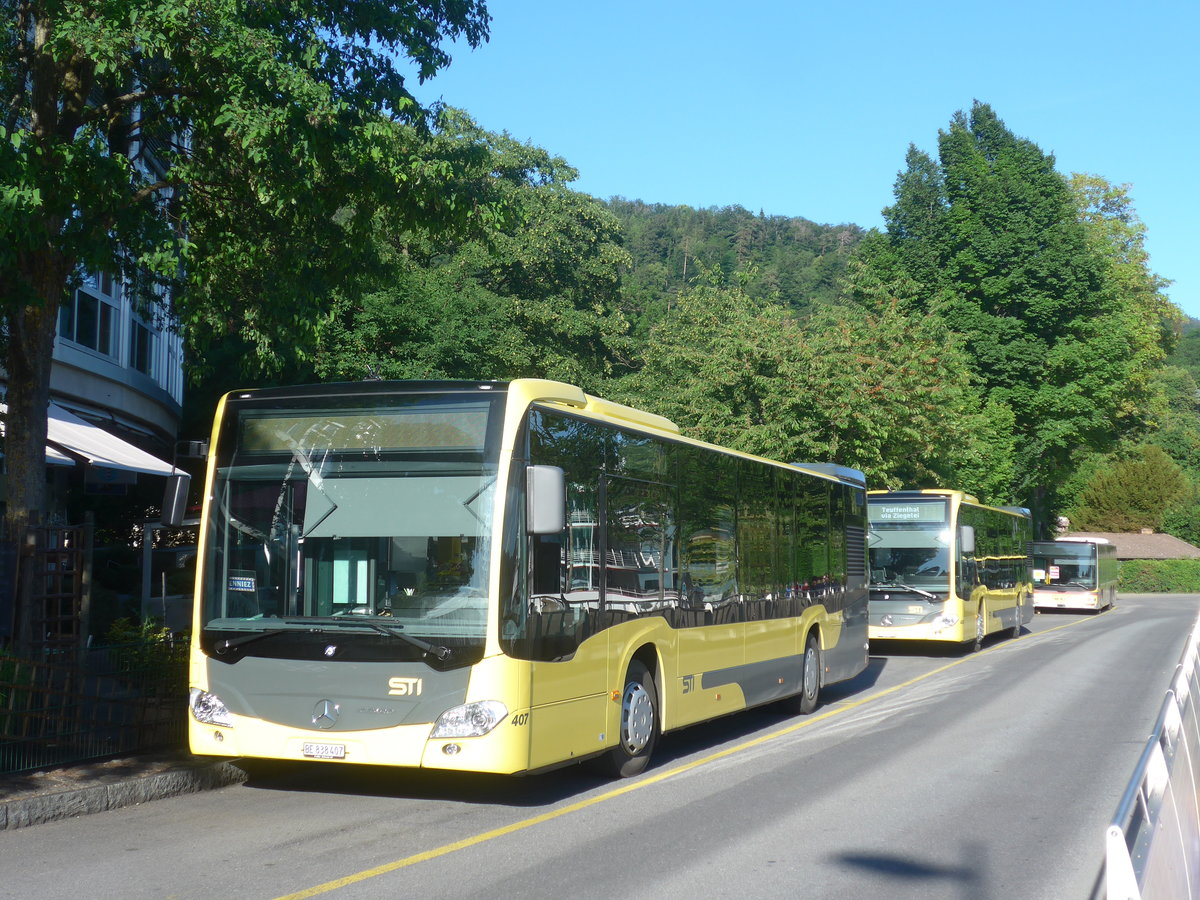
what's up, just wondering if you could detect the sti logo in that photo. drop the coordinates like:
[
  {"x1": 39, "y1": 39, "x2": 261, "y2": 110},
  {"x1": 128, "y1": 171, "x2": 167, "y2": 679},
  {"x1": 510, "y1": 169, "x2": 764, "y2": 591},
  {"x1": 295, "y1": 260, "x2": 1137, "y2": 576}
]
[{"x1": 388, "y1": 677, "x2": 423, "y2": 697}]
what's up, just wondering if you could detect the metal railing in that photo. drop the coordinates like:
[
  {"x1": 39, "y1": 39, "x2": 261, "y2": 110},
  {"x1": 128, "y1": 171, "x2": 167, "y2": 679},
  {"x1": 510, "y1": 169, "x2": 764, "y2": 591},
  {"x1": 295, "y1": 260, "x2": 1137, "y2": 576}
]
[
  {"x1": 0, "y1": 640, "x2": 187, "y2": 775},
  {"x1": 1107, "y1": 613, "x2": 1200, "y2": 898}
]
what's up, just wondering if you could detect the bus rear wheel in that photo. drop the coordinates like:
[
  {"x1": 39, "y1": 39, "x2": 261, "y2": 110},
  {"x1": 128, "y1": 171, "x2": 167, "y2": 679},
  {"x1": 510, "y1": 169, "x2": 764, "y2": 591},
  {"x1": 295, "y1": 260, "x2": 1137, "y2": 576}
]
[{"x1": 596, "y1": 660, "x2": 658, "y2": 778}]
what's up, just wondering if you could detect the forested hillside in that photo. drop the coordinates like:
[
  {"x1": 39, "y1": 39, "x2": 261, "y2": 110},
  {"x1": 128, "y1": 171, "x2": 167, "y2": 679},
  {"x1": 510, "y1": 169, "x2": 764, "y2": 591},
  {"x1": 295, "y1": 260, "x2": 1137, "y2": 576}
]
[{"x1": 603, "y1": 200, "x2": 864, "y2": 337}]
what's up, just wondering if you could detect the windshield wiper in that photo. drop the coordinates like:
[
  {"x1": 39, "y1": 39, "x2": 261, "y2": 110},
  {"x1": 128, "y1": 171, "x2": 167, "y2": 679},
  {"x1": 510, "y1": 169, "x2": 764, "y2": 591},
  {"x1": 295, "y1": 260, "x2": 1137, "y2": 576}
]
[
  {"x1": 325, "y1": 619, "x2": 452, "y2": 661},
  {"x1": 870, "y1": 581, "x2": 939, "y2": 601},
  {"x1": 214, "y1": 629, "x2": 293, "y2": 654}
]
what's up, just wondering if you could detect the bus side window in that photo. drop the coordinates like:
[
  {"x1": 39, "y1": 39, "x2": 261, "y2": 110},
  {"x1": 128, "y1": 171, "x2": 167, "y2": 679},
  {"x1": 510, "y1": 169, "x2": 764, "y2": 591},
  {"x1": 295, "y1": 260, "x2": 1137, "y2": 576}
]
[{"x1": 679, "y1": 447, "x2": 737, "y2": 618}]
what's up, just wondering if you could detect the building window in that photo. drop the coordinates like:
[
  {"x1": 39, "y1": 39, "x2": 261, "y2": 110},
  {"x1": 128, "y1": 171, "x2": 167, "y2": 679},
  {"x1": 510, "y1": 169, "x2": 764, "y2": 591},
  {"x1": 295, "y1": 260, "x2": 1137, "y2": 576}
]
[
  {"x1": 130, "y1": 318, "x2": 154, "y2": 375},
  {"x1": 59, "y1": 288, "x2": 118, "y2": 358}
]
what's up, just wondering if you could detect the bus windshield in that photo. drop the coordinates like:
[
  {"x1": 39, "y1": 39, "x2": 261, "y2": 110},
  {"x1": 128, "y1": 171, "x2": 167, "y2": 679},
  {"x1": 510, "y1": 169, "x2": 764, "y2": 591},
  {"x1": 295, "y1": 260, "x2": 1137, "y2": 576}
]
[
  {"x1": 1032, "y1": 544, "x2": 1097, "y2": 591},
  {"x1": 867, "y1": 498, "x2": 951, "y2": 594},
  {"x1": 199, "y1": 391, "x2": 502, "y2": 659}
]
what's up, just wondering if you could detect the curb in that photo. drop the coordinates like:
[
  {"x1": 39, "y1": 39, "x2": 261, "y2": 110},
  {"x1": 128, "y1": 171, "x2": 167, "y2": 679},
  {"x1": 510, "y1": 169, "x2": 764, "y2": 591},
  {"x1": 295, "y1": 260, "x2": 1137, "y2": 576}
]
[{"x1": 0, "y1": 760, "x2": 248, "y2": 831}]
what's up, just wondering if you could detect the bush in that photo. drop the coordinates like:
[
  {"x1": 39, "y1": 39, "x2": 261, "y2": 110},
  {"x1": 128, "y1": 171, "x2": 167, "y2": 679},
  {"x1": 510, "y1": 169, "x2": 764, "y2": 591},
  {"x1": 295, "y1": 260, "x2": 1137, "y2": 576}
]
[
  {"x1": 1118, "y1": 559, "x2": 1200, "y2": 593},
  {"x1": 104, "y1": 618, "x2": 188, "y2": 696},
  {"x1": 1071, "y1": 446, "x2": 1191, "y2": 532}
]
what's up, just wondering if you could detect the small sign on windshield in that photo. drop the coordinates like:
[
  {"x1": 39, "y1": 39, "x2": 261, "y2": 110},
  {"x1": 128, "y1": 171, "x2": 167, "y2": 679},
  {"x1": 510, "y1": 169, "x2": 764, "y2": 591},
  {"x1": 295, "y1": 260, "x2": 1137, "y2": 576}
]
[{"x1": 228, "y1": 570, "x2": 257, "y2": 592}]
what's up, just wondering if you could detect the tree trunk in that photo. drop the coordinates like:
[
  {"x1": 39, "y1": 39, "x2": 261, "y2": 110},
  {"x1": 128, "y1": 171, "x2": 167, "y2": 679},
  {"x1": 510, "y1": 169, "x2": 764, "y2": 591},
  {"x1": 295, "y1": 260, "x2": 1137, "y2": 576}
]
[{"x1": 6, "y1": 248, "x2": 71, "y2": 652}]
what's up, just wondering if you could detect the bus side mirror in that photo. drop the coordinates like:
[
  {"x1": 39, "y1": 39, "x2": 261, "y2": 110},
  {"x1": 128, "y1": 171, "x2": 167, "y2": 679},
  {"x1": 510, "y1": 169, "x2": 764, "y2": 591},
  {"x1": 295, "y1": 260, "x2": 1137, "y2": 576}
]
[
  {"x1": 162, "y1": 472, "x2": 191, "y2": 527},
  {"x1": 959, "y1": 525, "x2": 976, "y2": 555},
  {"x1": 527, "y1": 465, "x2": 565, "y2": 535}
]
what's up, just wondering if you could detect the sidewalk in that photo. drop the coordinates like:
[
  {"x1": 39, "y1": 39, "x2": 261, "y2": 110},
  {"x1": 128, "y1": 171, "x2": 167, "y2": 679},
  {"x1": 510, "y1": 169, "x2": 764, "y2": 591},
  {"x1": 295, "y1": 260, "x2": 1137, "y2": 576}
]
[{"x1": 0, "y1": 752, "x2": 247, "y2": 830}]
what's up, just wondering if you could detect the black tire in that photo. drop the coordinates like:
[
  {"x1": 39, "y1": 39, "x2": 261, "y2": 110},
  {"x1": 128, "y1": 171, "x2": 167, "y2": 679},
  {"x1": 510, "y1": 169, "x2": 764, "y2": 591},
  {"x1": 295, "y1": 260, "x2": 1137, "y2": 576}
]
[
  {"x1": 798, "y1": 631, "x2": 821, "y2": 714},
  {"x1": 972, "y1": 606, "x2": 986, "y2": 653},
  {"x1": 596, "y1": 660, "x2": 658, "y2": 778},
  {"x1": 782, "y1": 631, "x2": 822, "y2": 715},
  {"x1": 1011, "y1": 599, "x2": 1023, "y2": 639}
]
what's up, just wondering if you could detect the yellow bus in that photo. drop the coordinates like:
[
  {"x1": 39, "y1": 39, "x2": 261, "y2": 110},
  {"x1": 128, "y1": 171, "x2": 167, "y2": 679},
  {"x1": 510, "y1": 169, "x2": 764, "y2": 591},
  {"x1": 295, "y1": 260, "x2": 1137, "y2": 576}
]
[
  {"x1": 1030, "y1": 537, "x2": 1118, "y2": 612},
  {"x1": 866, "y1": 490, "x2": 1033, "y2": 650},
  {"x1": 187, "y1": 379, "x2": 868, "y2": 777}
]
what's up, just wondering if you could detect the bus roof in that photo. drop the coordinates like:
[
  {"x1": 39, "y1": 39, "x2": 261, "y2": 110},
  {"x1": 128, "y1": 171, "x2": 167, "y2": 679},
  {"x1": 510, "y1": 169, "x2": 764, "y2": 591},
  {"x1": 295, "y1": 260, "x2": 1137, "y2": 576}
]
[
  {"x1": 868, "y1": 488, "x2": 1032, "y2": 520},
  {"x1": 222, "y1": 379, "x2": 865, "y2": 491},
  {"x1": 868, "y1": 488, "x2": 980, "y2": 504},
  {"x1": 792, "y1": 462, "x2": 867, "y2": 489},
  {"x1": 999, "y1": 506, "x2": 1032, "y2": 518}
]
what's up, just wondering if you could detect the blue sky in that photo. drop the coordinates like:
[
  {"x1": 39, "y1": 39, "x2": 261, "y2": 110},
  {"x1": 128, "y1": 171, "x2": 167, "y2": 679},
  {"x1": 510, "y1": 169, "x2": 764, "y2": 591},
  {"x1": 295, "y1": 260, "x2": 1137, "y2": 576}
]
[{"x1": 409, "y1": 0, "x2": 1199, "y2": 318}]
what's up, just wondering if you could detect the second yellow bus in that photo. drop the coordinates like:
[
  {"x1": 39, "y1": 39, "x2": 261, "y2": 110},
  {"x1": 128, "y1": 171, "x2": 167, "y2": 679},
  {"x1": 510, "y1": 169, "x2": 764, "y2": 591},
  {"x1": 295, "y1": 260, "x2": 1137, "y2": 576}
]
[{"x1": 867, "y1": 489, "x2": 1033, "y2": 650}]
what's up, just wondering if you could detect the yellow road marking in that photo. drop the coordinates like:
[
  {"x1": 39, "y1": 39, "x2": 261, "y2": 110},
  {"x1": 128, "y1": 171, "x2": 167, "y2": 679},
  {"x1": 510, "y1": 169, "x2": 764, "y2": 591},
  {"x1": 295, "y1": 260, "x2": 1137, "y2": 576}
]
[{"x1": 275, "y1": 614, "x2": 1094, "y2": 898}]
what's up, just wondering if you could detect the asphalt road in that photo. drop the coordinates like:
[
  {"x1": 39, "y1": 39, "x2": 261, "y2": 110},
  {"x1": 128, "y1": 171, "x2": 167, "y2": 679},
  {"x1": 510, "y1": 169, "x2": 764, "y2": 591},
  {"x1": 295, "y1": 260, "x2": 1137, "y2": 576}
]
[{"x1": 2, "y1": 594, "x2": 1195, "y2": 900}]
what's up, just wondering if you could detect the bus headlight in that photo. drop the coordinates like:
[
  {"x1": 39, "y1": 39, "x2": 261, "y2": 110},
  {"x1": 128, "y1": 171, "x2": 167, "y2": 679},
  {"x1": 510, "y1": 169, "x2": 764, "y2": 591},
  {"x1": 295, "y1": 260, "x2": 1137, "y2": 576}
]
[
  {"x1": 430, "y1": 700, "x2": 508, "y2": 738},
  {"x1": 189, "y1": 688, "x2": 233, "y2": 727}
]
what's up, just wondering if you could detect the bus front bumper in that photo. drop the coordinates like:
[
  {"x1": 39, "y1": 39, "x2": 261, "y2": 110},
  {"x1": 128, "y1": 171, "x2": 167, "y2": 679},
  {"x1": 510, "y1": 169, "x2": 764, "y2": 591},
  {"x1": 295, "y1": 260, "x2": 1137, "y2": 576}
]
[
  {"x1": 188, "y1": 709, "x2": 532, "y2": 774},
  {"x1": 1033, "y1": 590, "x2": 1100, "y2": 611},
  {"x1": 869, "y1": 614, "x2": 965, "y2": 643}
]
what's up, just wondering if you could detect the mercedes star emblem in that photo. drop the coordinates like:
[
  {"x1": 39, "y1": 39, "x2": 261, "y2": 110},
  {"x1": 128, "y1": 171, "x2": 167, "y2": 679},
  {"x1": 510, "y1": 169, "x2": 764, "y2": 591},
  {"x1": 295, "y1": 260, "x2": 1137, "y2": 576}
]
[{"x1": 312, "y1": 699, "x2": 340, "y2": 729}]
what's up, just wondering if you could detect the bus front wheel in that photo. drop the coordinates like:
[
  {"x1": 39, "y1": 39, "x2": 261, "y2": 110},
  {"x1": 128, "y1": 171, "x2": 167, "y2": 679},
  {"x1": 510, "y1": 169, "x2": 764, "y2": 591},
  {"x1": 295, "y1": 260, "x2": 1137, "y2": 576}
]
[
  {"x1": 783, "y1": 631, "x2": 821, "y2": 715},
  {"x1": 799, "y1": 632, "x2": 821, "y2": 714},
  {"x1": 597, "y1": 660, "x2": 659, "y2": 778},
  {"x1": 972, "y1": 607, "x2": 986, "y2": 652}
]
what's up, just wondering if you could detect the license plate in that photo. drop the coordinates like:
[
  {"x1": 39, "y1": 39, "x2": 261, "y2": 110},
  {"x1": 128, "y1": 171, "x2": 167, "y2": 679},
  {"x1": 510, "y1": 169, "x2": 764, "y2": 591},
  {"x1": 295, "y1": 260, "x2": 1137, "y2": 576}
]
[{"x1": 302, "y1": 742, "x2": 346, "y2": 759}]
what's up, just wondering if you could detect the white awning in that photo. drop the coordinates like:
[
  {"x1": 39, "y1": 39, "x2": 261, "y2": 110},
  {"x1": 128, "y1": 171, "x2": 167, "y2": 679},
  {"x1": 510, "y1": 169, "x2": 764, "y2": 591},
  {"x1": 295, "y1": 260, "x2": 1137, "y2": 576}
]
[{"x1": 1, "y1": 402, "x2": 176, "y2": 476}]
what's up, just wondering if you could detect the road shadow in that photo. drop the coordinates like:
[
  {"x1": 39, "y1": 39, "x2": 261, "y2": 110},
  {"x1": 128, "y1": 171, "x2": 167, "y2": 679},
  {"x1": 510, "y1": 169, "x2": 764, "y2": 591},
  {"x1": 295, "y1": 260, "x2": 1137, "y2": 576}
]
[
  {"x1": 234, "y1": 658, "x2": 892, "y2": 807},
  {"x1": 868, "y1": 624, "x2": 1045, "y2": 658},
  {"x1": 832, "y1": 842, "x2": 986, "y2": 898},
  {"x1": 822, "y1": 655, "x2": 888, "y2": 702},
  {"x1": 870, "y1": 638, "x2": 978, "y2": 658},
  {"x1": 235, "y1": 757, "x2": 601, "y2": 807},
  {"x1": 1033, "y1": 607, "x2": 1103, "y2": 617}
]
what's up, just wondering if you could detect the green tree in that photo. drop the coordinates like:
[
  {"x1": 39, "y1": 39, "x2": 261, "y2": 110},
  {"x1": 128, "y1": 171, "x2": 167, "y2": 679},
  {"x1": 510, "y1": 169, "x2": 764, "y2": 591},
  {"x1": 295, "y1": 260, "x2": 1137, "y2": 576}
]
[
  {"x1": 611, "y1": 271, "x2": 1006, "y2": 498},
  {"x1": 1, "y1": 1, "x2": 489, "y2": 647},
  {"x1": 856, "y1": 102, "x2": 1176, "y2": 523},
  {"x1": 1161, "y1": 504, "x2": 1200, "y2": 548},
  {"x1": 313, "y1": 112, "x2": 631, "y2": 389},
  {"x1": 1142, "y1": 365, "x2": 1200, "y2": 476},
  {"x1": 1068, "y1": 174, "x2": 1179, "y2": 423},
  {"x1": 1171, "y1": 326, "x2": 1200, "y2": 376}
]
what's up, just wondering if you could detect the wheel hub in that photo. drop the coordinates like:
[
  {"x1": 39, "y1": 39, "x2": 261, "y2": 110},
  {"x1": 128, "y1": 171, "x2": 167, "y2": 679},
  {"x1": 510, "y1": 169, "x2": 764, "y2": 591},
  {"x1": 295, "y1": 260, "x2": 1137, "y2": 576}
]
[{"x1": 621, "y1": 683, "x2": 654, "y2": 753}]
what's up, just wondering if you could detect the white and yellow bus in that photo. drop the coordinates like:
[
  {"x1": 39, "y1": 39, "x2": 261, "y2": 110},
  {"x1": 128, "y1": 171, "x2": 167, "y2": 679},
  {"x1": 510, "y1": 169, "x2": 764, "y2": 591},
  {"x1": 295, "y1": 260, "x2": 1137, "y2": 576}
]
[
  {"x1": 1030, "y1": 537, "x2": 1118, "y2": 612},
  {"x1": 187, "y1": 379, "x2": 869, "y2": 777},
  {"x1": 866, "y1": 490, "x2": 1033, "y2": 650}
]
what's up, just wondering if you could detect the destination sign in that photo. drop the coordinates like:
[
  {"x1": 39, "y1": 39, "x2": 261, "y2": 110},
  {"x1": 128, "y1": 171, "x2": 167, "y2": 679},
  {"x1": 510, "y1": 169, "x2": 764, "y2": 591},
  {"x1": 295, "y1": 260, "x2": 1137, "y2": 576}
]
[{"x1": 869, "y1": 500, "x2": 947, "y2": 524}]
